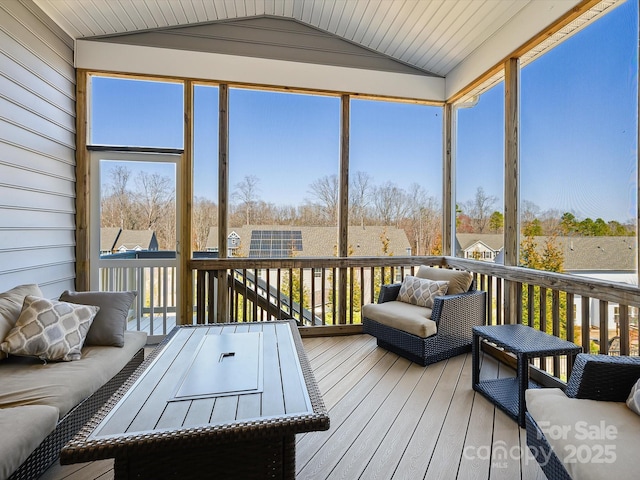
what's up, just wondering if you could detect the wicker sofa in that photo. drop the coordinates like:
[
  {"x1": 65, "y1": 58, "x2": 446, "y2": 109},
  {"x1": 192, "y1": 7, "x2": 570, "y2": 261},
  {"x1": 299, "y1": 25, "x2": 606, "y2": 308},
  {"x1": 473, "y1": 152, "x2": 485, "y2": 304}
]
[
  {"x1": 525, "y1": 354, "x2": 640, "y2": 480},
  {"x1": 0, "y1": 285, "x2": 147, "y2": 480},
  {"x1": 362, "y1": 266, "x2": 486, "y2": 366}
]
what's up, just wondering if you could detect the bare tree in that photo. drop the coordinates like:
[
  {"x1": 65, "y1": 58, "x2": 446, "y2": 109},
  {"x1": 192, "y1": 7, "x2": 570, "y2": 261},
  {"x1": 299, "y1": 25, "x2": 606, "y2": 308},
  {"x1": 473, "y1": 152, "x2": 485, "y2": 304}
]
[
  {"x1": 133, "y1": 171, "x2": 175, "y2": 249},
  {"x1": 349, "y1": 171, "x2": 373, "y2": 227},
  {"x1": 233, "y1": 175, "x2": 260, "y2": 225},
  {"x1": 101, "y1": 165, "x2": 134, "y2": 229},
  {"x1": 192, "y1": 197, "x2": 217, "y2": 251},
  {"x1": 465, "y1": 186, "x2": 497, "y2": 233},
  {"x1": 307, "y1": 174, "x2": 339, "y2": 225},
  {"x1": 521, "y1": 199, "x2": 541, "y2": 226},
  {"x1": 134, "y1": 172, "x2": 175, "y2": 229},
  {"x1": 373, "y1": 182, "x2": 410, "y2": 227},
  {"x1": 404, "y1": 184, "x2": 441, "y2": 255}
]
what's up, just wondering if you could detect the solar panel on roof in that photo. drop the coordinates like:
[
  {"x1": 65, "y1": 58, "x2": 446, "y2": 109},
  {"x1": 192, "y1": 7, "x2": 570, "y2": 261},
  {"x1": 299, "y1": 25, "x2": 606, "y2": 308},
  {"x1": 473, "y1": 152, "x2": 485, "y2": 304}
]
[{"x1": 248, "y1": 230, "x2": 303, "y2": 258}]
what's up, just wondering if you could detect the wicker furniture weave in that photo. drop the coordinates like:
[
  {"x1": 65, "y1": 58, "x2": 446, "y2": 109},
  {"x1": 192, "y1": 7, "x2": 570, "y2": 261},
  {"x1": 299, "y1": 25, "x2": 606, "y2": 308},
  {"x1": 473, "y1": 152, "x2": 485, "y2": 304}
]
[
  {"x1": 526, "y1": 354, "x2": 640, "y2": 480},
  {"x1": 61, "y1": 321, "x2": 329, "y2": 480},
  {"x1": 7, "y1": 348, "x2": 144, "y2": 480},
  {"x1": 472, "y1": 324, "x2": 581, "y2": 427},
  {"x1": 363, "y1": 282, "x2": 486, "y2": 366}
]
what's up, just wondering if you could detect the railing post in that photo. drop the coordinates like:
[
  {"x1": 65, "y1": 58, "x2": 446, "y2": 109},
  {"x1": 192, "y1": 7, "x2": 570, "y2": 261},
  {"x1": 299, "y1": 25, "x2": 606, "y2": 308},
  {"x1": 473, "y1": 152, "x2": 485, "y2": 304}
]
[
  {"x1": 337, "y1": 94, "x2": 350, "y2": 324},
  {"x1": 217, "y1": 84, "x2": 230, "y2": 323},
  {"x1": 503, "y1": 57, "x2": 520, "y2": 325}
]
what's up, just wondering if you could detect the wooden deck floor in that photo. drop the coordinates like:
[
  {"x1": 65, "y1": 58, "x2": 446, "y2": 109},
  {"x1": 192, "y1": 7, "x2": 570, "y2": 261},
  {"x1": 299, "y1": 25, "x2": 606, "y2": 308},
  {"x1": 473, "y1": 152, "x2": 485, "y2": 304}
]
[{"x1": 41, "y1": 334, "x2": 547, "y2": 480}]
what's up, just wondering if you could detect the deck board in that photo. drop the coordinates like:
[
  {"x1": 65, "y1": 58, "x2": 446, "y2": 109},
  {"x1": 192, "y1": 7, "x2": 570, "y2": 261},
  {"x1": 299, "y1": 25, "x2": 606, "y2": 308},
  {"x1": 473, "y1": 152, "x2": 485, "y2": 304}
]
[{"x1": 41, "y1": 334, "x2": 546, "y2": 480}]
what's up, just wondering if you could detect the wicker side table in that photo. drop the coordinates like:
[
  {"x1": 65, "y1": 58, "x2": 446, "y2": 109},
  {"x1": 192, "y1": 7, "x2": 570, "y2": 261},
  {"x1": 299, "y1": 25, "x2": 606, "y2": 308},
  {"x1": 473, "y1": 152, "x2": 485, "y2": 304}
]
[{"x1": 472, "y1": 324, "x2": 581, "y2": 427}]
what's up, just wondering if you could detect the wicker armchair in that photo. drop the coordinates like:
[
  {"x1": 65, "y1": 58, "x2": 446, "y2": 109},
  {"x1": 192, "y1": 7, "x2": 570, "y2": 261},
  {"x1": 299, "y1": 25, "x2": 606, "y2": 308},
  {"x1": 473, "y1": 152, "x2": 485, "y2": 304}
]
[
  {"x1": 362, "y1": 281, "x2": 486, "y2": 366},
  {"x1": 526, "y1": 354, "x2": 640, "y2": 480}
]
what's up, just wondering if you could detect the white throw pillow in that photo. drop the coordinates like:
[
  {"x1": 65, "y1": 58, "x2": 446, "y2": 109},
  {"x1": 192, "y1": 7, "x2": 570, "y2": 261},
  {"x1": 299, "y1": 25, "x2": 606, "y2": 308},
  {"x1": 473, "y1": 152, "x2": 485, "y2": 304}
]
[
  {"x1": 0, "y1": 296, "x2": 98, "y2": 362},
  {"x1": 397, "y1": 276, "x2": 448, "y2": 308},
  {"x1": 627, "y1": 378, "x2": 640, "y2": 415}
]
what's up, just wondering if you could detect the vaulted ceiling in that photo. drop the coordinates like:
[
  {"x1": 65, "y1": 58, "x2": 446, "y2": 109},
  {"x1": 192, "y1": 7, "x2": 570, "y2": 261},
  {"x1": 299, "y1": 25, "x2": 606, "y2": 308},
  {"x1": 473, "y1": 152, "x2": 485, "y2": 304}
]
[{"x1": 34, "y1": 0, "x2": 575, "y2": 78}]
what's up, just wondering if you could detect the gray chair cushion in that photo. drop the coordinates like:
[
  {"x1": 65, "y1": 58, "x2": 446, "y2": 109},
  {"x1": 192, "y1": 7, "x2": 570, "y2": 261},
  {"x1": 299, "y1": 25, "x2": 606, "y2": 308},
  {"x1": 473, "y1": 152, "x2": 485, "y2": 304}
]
[{"x1": 59, "y1": 290, "x2": 136, "y2": 347}]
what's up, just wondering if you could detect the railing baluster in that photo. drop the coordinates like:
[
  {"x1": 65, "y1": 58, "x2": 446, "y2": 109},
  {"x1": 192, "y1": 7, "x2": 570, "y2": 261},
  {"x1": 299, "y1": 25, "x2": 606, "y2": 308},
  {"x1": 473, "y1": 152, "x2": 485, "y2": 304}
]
[
  {"x1": 619, "y1": 304, "x2": 630, "y2": 355},
  {"x1": 599, "y1": 300, "x2": 608, "y2": 354},
  {"x1": 552, "y1": 290, "x2": 561, "y2": 375},
  {"x1": 321, "y1": 268, "x2": 326, "y2": 326},
  {"x1": 581, "y1": 296, "x2": 590, "y2": 353},
  {"x1": 496, "y1": 279, "x2": 502, "y2": 325},
  {"x1": 527, "y1": 284, "x2": 534, "y2": 328}
]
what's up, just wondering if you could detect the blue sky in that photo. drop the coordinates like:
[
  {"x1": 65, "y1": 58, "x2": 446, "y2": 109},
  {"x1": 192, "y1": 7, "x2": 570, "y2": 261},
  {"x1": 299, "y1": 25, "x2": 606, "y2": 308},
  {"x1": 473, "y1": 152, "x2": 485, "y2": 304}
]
[{"x1": 91, "y1": 0, "x2": 638, "y2": 223}]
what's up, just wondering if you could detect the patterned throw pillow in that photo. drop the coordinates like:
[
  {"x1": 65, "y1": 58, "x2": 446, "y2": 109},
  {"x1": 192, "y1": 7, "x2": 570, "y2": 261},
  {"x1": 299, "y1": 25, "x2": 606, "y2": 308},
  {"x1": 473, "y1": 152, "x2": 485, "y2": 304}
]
[
  {"x1": 627, "y1": 378, "x2": 640, "y2": 415},
  {"x1": 397, "y1": 276, "x2": 449, "y2": 308},
  {"x1": 0, "y1": 296, "x2": 98, "y2": 362}
]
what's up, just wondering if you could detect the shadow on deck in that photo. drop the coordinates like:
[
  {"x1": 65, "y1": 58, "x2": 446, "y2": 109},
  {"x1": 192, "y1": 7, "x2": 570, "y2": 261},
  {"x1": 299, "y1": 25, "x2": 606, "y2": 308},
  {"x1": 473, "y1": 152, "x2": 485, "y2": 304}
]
[{"x1": 42, "y1": 334, "x2": 546, "y2": 480}]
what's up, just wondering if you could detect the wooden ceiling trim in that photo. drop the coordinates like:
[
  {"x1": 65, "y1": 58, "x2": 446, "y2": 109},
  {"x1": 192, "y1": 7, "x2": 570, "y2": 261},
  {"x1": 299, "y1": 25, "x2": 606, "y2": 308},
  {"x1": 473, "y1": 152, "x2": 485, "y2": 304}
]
[{"x1": 447, "y1": 0, "x2": 607, "y2": 103}]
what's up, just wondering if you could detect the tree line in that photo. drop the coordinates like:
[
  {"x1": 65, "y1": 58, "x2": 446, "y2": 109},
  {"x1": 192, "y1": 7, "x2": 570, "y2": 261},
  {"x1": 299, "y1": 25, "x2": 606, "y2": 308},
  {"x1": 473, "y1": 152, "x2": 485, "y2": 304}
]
[
  {"x1": 457, "y1": 187, "x2": 634, "y2": 237},
  {"x1": 101, "y1": 166, "x2": 633, "y2": 255}
]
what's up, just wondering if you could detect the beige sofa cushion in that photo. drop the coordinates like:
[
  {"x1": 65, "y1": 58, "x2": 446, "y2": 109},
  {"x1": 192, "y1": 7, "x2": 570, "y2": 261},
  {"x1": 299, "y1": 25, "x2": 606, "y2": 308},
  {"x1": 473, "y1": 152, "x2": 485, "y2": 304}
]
[
  {"x1": 416, "y1": 266, "x2": 473, "y2": 295},
  {"x1": 0, "y1": 284, "x2": 43, "y2": 360},
  {"x1": 363, "y1": 301, "x2": 436, "y2": 338},
  {"x1": 0, "y1": 405, "x2": 59, "y2": 480},
  {"x1": 0, "y1": 330, "x2": 146, "y2": 418},
  {"x1": 526, "y1": 388, "x2": 640, "y2": 480}
]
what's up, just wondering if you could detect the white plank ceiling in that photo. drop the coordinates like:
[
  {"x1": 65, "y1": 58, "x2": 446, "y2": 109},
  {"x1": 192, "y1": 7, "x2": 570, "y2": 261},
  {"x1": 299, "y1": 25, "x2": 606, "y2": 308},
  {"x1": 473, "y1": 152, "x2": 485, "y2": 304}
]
[{"x1": 33, "y1": 0, "x2": 535, "y2": 77}]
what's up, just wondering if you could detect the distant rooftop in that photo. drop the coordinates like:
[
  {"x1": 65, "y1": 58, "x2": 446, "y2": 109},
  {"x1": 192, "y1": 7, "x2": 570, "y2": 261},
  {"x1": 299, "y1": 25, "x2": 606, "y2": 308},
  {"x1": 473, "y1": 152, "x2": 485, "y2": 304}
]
[
  {"x1": 456, "y1": 234, "x2": 636, "y2": 272},
  {"x1": 207, "y1": 225, "x2": 411, "y2": 257}
]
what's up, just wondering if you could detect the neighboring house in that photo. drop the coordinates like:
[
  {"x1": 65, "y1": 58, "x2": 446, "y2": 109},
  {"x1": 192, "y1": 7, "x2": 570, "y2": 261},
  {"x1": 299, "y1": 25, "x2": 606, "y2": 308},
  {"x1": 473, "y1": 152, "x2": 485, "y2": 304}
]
[
  {"x1": 206, "y1": 225, "x2": 412, "y2": 258},
  {"x1": 100, "y1": 228, "x2": 159, "y2": 254},
  {"x1": 456, "y1": 234, "x2": 504, "y2": 261},
  {"x1": 457, "y1": 234, "x2": 638, "y2": 330},
  {"x1": 206, "y1": 225, "x2": 412, "y2": 309}
]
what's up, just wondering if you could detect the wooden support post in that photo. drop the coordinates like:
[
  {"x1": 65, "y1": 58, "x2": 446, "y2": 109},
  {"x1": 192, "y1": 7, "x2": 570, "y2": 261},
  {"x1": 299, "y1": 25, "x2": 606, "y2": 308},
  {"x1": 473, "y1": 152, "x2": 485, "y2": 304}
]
[
  {"x1": 337, "y1": 95, "x2": 350, "y2": 324},
  {"x1": 217, "y1": 84, "x2": 230, "y2": 322},
  {"x1": 442, "y1": 103, "x2": 453, "y2": 256},
  {"x1": 180, "y1": 80, "x2": 194, "y2": 325},
  {"x1": 504, "y1": 58, "x2": 520, "y2": 325},
  {"x1": 75, "y1": 70, "x2": 90, "y2": 291}
]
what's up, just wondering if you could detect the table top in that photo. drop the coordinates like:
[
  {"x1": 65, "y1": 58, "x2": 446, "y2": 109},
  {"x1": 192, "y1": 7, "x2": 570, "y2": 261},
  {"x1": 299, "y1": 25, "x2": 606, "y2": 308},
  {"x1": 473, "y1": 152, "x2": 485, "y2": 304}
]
[
  {"x1": 473, "y1": 324, "x2": 582, "y2": 356},
  {"x1": 61, "y1": 321, "x2": 329, "y2": 463}
]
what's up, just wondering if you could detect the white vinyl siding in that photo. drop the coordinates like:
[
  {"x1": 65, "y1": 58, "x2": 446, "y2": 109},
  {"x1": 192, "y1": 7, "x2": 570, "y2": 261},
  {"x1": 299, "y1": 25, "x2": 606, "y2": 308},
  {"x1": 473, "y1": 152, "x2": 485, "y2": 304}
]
[{"x1": 0, "y1": 0, "x2": 76, "y2": 298}]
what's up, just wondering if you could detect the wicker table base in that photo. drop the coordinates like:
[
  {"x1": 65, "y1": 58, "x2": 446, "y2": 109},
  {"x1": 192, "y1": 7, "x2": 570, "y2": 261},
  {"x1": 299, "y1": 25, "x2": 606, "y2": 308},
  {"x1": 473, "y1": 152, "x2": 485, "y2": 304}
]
[{"x1": 472, "y1": 324, "x2": 581, "y2": 427}]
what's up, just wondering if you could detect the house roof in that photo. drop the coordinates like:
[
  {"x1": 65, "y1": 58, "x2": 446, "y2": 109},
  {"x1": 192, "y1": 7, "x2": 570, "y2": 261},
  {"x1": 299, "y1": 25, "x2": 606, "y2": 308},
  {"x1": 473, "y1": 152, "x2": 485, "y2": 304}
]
[
  {"x1": 100, "y1": 227, "x2": 121, "y2": 252},
  {"x1": 114, "y1": 229, "x2": 157, "y2": 251},
  {"x1": 101, "y1": 228, "x2": 158, "y2": 252},
  {"x1": 456, "y1": 233, "x2": 504, "y2": 252},
  {"x1": 456, "y1": 234, "x2": 636, "y2": 272},
  {"x1": 207, "y1": 225, "x2": 411, "y2": 257}
]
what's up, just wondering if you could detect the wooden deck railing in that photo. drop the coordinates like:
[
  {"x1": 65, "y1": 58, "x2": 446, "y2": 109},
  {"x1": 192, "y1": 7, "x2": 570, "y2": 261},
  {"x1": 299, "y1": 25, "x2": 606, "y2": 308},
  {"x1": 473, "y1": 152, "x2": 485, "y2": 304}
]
[
  {"x1": 99, "y1": 258, "x2": 177, "y2": 340},
  {"x1": 190, "y1": 256, "x2": 443, "y2": 327},
  {"x1": 190, "y1": 256, "x2": 640, "y2": 379}
]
